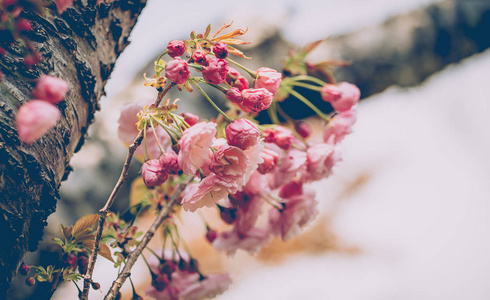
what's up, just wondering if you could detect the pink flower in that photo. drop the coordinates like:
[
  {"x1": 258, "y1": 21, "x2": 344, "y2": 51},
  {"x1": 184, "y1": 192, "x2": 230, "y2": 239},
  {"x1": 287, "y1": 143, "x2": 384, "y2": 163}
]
[
  {"x1": 323, "y1": 110, "x2": 357, "y2": 144},
  {"x1": 192, "y1": 50, "x2": 209, "y2": 66},
  {"x1": 181, "y1": 175, "x2": 237, "y2": 212},
  {"x1": 213, "y1": 227, "x2": 270, "y2": 255},
  {"x1": 330, "y1": 82, "x2": 361, "y2": 112},
  {"x1": 202, "y1": 58, "x2": 228, "y2": 84},
  {"x1": 257, "y1": 148, "x2": 279, "y2": 174},
  {"x1": 295, "y1": 121, "x2": 311, "y2": 138},
  {"x1": 320, "y1": 83, "x2": 342, "y2": 103},
  {"x1": 159, "y1": 152, "x2": 180, "y2": 175},
  {"x1": 165, "y1": 57, "x2": 190, "y2": 84},
  {"x1": 118, "y1": 100, "x2": 171, "y2": 159},
  {"x1": 234, "y1": 194, "x2": 263, "y2": 235},
  {"x1": 180, "y1": 112, "x2": 199, "y2": 127},
  {"x1": 209, "y1": 145, "x2": 249, "y2": 179},
  {"x1": 241, "y1": 170, "x2": 267, "y2": 196},
  {"x1": 180, "y1": 273, "x2": 232, "y2": 300},
  {"x1": 227, "y1": 68, "x2": 249, "y2": 91},
  {"x1": 269, "y1": 190, "x2": 318, "y2": 240},
  {"x1": 263, "y1": 126, "x2": 294, "y2": 150},
  {"x1": 55, "y1": 0, "x2": 74, "y2": 14},
  {"x1": 225, "y1": 119, "x2": 260, "y2": 150},
  {"x1": 226, "y1": 87, "x2": 243, "y2": 104},
  {"x1": 241, "y1": 88, "x2": 273, "y2": 113},
  {"x1": 16, "y1": 100, "x2": 60, "y2": 144},
  {"x1": 254, "y1": 67, "x2": 282, "y2": 95},
  {"x1": 241, "y1": 142, "x2": 264, "y2": 187},
  {"x1": 167, "y1": 40, "x2": 186, "y2": 58},
  {"x1": 302, "y1": 143, "x2": 339, "y2": 182},
  {"x1": 212, "y1": 42, "x2": 228, "y2": 59},
  {"x1": 32, "y1": 75, "x2": 69, "y2": 104},
  {"x1": 142, "y1": 159, "x2": 168, "y2": 188},
  {"x1": 278, "y1": 180, "x2": 303, "y2": 199},
  {"x1": 178, "y1": 122, "x2": 216, "y2": 175},
  {"x1": 268, "y1": 148, "x2": 307, "y2": 189}
]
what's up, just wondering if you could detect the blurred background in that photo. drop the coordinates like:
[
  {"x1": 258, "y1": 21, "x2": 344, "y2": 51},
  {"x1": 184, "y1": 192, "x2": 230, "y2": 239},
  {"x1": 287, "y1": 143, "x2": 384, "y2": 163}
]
[{"x1": 8, "y1": 0, "x2": 490, "y2": 299}]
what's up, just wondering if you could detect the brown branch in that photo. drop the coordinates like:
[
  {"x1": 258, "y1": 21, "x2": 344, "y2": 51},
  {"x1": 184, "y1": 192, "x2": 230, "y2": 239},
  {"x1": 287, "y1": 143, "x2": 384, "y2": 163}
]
[
  {"x1": 80, "y1": 83, "x2": 175, "y2": 300},
  {"x1": 104, "y1": 177, "x2": 193, "y2": 300}
]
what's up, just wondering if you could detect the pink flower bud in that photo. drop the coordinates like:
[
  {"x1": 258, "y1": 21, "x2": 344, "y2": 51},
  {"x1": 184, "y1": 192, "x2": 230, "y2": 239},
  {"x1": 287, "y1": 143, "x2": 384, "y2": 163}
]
[
  {"x1": 141, "y1": 159, "x2": 168, "y2": 188},
  {"x1": 257, "y1": 148, "x2": 279, "y2": 174},
  {"x1": 14, "y1": 19, "x2": 31, "y2": 32},
  {"x1": 16, "y1": 100, "x2": 60, "y2": 144},
  {"x1": 333, "y1": 82, "x2": 361, "y2": 112},
  {"x1": 323, "y1": 110, "x2": 357, "y2": 144},
  {"x1": 263, "y1": 126, "x2": 294, "y2": 150},
  {"x1": 202, "y1": 58, "x2": 228, "y2": 84},
  {"x1": 26, "y1": 277, "x2": 35, "y2": 286},
  {"x1": 180, "y1": 112, "x2": 199, "y2": 127},
  {"x1": 320, "y1": 84, "x2": 341, "y2": 103},
  {"x1": 254, "y1": 67, "x2": 282, "y2": 95},
  {"x1": 225, "y1": 119, "x2": 260, "y2": 150},
  {"x1": 233, "y1": 76, "x2": 249, "y2": 91},
  {"x1": 206, "y1": 229, "x2": 218, "y2": 243},
  {"x1": 32, "y1": 75, "x2": 69, "y2": 104},
  {"x1": 241, "y1": 88, "x2": 273, "y2": 113},
  {"x1": 55, "y1": 0, "x2": 74, "y2": 14},
  {"x1": 213, "y1": 42, "x2": 228, "y2": 59},
  {"x1": 20, "y1": 264, "x2": 29, "y2": 276},
  {"x1": 192, "y1": 49, "x2": 209, "y2": 66},
  {"x1": 165, "y1": 57, "x2": 190, "y2": 84},
  {"x1": 159, "y1": 152, "x2": 179, "y2": 175},
  {"x1": 226, "y1": 87, "x2": 242, "y2": 104},
  {"x1": 167, "y1": 40, "x2": 186, "y2": 57},
  {"x1": 218, "y1": 205, "x2": 236, "y2": 224},
  {"x1": 279, "y1": 180, "x2": 303, "y2": 199},
  {"x1": 295, "y1": 121, "x2": 311, "y2": 138},
  {"x1": 321, "y1": 82, "x2": 360, "y2": 112}
]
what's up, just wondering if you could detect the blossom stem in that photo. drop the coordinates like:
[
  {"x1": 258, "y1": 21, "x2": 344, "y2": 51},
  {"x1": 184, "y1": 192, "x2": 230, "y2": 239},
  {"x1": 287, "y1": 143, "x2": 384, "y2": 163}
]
[
  {"x1": 287, "y1": 88, "x2": 330, "y2": 122},
  {"x1": 267, "y1": 101, "x2": 281, "y2": 124},
  {"x1": 150, "y1": 115, "x2": 181, "y2": 138},
  {"x1": 143, "y1": 125, "x2": 150, "y2": 159},
  {"x1": 226, "y1": 58, "x2": 257, "y2": 78},
  {"x1": 290, "y1": 75, "x2": 328, "y2": 86},
  {"x1": 194, "y1": 83, "x2": 233, "y2": 123},
  {"x1": 149, "y1": 119, "x2": 165, "y2": 154},
  {"x1": 290, "y1": 81, "x2": 322, "y2": 91}
]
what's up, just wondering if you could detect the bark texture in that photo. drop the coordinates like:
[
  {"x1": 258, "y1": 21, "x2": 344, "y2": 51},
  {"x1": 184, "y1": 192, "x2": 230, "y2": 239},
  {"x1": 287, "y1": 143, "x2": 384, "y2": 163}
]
[{"x1": 0, "y1": 0, "x2": 146, "y2": 296}]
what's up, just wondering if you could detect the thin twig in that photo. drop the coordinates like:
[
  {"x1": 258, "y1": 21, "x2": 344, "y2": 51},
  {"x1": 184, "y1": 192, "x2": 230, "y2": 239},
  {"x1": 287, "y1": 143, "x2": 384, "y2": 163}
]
[
  {"x1": 80, "y1": 83, "x2": 175, "y2": 300},
  {"x1": 104, "y1": 177, "x2": 193, "y2": 300}
]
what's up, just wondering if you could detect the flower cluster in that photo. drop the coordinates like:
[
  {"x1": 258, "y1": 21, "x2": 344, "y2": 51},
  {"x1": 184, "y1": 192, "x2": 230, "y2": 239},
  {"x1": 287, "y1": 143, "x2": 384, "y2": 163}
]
[{"x1": 111, "y1": 24, "x2": 362, "y2": 300}]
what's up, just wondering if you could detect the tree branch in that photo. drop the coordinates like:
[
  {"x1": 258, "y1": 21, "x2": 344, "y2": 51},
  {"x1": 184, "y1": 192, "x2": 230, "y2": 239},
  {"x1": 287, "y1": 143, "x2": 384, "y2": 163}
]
[
  {"x1": 81, "y1": 83, "x2": 175, "y2": 299},
  {"x1": 104, "y1": 177, "x2": 193, "y2": 300}
]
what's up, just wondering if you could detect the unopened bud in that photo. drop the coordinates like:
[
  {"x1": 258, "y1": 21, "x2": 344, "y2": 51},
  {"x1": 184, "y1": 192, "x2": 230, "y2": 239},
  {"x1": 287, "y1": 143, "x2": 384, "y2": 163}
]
[
  {"x1": 213, "y1": 42, "x2": 228, "y2": 59},
  {"x1": 205, "y1": 229, "x2": 217, "y2": 243},
  {"x1": 180, "y1": 112, "x2": 199, "y2": 127},
  {"x1": 20, "y1": 264, "x2": 29, "y2": 276},
  {"x1": 167, "y1": 40, "x2": 186, "y2": 57},
  {"x1": 295, "y1": 121, "x2": 311, "y2": 138},
  {"x1": 91, "y1": 282, "x2": 101, "y2": 290},
  {"x1": 226, "y1": 87, "x2": 242, "y2": 104},
  {"x1": 26, "y1": 277, "x2": 35, "y2": 286}
]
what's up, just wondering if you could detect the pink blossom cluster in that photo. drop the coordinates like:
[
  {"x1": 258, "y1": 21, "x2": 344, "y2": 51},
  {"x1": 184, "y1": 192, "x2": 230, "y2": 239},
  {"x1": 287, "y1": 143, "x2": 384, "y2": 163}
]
[
  {"x1": 146, "y1": 251, "x2": 231, "y2": 300},
  {"x1": 15, "y1": 75, "x2": 68, "y2": 144}
]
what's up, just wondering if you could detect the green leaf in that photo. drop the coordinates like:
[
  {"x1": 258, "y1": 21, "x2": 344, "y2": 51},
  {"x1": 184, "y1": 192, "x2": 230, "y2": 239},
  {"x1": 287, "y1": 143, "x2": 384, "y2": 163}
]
[
  {"x1": 204, "y1": 24, "x2": 211, "y2": 39},
  {"x1": 52, "y1": 238, "x2": 64, "y2": 248}
]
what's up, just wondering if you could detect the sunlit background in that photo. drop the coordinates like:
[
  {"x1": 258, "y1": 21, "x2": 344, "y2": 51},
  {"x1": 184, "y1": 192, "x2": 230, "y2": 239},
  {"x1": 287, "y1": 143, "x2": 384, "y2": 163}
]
[{"x1": 10, "y1": 0, "x2": 490, "y2": 299}]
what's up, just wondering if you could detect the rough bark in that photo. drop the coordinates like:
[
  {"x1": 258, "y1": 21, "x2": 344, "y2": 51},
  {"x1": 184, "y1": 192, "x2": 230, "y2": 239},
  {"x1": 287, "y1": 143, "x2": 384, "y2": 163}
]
[{"x1": 0, "y1": 0, "x2": 146, "y2": 296}]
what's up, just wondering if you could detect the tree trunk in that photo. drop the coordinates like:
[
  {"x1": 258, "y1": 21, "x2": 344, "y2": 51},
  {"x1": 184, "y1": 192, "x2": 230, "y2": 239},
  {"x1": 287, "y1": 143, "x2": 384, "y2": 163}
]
[{"x1": 0, "y1": 0, "x2": 146, "y2": 296}]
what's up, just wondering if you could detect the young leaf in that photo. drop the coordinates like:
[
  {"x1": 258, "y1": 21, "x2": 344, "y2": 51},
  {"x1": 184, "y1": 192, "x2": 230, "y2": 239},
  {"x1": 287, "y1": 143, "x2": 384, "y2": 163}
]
[
  {"x1": 72, "y1": 214, "x2": 99, "y2": 236},
  {"x1": 204, "y1": 24, "x2": 212, "y2": 39},
  {"x1": 83, "y1": 240, "x2": 115, "y2": 262}
]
